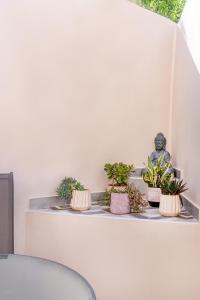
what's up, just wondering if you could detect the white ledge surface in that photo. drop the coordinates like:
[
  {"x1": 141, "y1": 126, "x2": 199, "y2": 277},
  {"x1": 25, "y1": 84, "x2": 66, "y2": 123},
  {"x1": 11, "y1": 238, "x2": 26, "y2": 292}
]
[{"x1": 27, "y1": 205, "x2": 198, "y2": 224}]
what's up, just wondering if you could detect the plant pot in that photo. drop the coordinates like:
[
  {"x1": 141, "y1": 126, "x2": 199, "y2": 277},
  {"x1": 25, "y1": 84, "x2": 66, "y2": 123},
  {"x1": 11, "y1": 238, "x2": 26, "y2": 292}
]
[
  {"x1": 147, "y1": 187, "x2": 161, "y2": 207},
  {"x1": 107, "y1": 185, "x2": 127, "y2": 192},
  {"x1": 110, "y1": 193, "x2": 130, "y2": 214},
  {"x1": 159, "y1": 194, "x2": 181, "y2": 217},
  {"x1": 70, "y1": 190, "x2": 91, "y2": 211}
]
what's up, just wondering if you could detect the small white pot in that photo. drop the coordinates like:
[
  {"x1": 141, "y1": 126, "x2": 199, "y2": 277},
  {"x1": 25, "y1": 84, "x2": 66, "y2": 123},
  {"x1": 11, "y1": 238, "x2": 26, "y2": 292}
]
[
  {"x1": 70, "y1": 190, "x2": 91, "y2": 211},
  {"x1": 147, "y1": 187, "x2": 161, "y2": 207},
  {"x1": 159, "y1": 194, "x2": 181, "y2": 217}
]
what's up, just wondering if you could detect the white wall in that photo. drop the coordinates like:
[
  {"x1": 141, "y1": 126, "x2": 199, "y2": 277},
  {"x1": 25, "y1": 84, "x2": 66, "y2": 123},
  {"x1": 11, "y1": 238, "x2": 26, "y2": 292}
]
[
  {"x1": 0, "y1": 0, "x2": 175, "y2": 253},
  {"x1": 179, "y1": 0, "x2": 200, "y2": 70},
  {"x1": 172, "y1": 0, "x2": 200, "y2": 208}
]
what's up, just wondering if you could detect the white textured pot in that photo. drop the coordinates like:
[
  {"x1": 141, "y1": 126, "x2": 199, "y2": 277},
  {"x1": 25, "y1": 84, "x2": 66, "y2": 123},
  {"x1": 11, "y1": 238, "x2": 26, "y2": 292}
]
[
  {"x1": 159, "y1": 194, "x2": 181, "y2": 217},
  {"x1": 147, "y1": 187, "x2": 161, "y2": 207},
  {"x1": 70, "y1": 190, "x2": 91, "y2": 211}
]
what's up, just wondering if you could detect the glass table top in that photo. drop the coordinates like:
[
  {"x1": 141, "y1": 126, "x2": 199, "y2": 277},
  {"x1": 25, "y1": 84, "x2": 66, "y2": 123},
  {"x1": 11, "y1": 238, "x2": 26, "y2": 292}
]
[{"x1": 0, "y1": 254, "x2": 96, "y2": 300}]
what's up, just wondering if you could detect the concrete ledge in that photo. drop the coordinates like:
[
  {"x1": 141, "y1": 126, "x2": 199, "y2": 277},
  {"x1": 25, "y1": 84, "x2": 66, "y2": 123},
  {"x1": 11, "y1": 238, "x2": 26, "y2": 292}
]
[
  {"x1": 181, "y1": 195, "x2": 199, "y2": 221},
  {"x1": 30, "y1": 192, "x2": 105, "y2": 209}
]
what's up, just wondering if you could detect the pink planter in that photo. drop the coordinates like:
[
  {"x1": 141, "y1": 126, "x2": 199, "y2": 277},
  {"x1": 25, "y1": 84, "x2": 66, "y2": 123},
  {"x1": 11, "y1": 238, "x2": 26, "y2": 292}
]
[{"x1": 110, "y1": 193, "x2": 130, "y2": 214}]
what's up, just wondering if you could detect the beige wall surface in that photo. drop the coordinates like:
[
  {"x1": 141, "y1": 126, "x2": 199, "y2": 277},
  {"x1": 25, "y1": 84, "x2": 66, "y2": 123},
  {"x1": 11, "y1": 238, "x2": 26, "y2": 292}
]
[
  {"x1": 0, "y1": 0, "x2": 175, "y2": 253},
  {"x1": 26, "y1": 212, "x2": 200, "y2": 300},
  {"x1": 172, "y1": 1, "x2": 200, "y2": 208}
]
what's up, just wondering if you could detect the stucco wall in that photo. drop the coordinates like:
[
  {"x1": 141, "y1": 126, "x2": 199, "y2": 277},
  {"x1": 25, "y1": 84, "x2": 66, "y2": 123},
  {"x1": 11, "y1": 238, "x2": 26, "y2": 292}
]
[
  {"x1": 26, "y1": 212, "x2": 200, "y2": 300},
  {"x1": 0, "y1": 0, "x2": 175, "y2": 252}
]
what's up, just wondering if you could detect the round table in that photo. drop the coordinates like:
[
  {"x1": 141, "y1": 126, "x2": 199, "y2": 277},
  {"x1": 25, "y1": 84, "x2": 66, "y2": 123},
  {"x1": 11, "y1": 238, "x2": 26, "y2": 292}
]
[{"x1": 0, "y1": 254, "x2": 96, "y2": 300}]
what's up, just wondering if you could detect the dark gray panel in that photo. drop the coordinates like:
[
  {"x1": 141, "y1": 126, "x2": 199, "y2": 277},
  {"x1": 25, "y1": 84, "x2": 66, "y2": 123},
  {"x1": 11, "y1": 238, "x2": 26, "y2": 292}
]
[{"x1": 0, "y1": 173, "x2": 14, "y2": 253}]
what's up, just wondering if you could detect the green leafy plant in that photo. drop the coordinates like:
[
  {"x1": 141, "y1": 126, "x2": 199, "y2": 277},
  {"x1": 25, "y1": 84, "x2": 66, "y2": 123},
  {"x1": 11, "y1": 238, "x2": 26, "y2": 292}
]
[
  {"x1": 143, "y1": 156, "x2": 173, "y2": 188},
  {"x1": 104, "y1": 162, "x2": 134, "y2": 186},
  {"x1": 132, "y1": 0, "x2": 186, "y2": 23},
  {"x1": 102, "y1": 191, "x2": 112, "y2": 207},
  {"x1": 56, "y1": 177, "x2": 85, "y2": 200},
  {"x1": 127, "y1": 183, "x2": 148, "y2": 213},
  {"x1": 161, "y1": 179, "x2": 188, "y2": 195}
]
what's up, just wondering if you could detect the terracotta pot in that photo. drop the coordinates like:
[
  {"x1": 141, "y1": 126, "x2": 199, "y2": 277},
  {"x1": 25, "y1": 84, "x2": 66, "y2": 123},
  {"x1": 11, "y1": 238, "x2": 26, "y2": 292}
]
[
  {"x1": 147, "y1": 187, "x2": 161, "y2": 207},
  {"x1": 70, "y1": 190, "x2": 91, "y2": 211},
  {"x1": 110, "y1": 193, "x2": 130, "y2": 214},
  {"x1": 107, "y1": 185, "x2": 127, "y2": 192},
  {"x1": 159, "y1": 194, "x2": 181, "y2": 217}
]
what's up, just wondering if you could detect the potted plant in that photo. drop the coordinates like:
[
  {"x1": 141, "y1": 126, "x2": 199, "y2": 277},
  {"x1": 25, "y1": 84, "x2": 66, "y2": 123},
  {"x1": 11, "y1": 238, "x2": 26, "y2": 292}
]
[
  {"x1": 142, "y1": 156, "x2": 173, "y2": 207},
  {"x1": 71, "y1": 189, "x2": 91, "y2": 211},
  {"x1": 159, "y1": 179, "x2": 188, "y2": 217},
  {"x1": 56, "y1": 177, "x2": 91, "y2": 211},
  {"x1": 127, "y1": 183, "x2": 148, "y2": 213},
  {"x1": 104, "y1": 162, "x2": 134, "y2": 190},
  {"x1": 104, "y1": 162, "x2": 134, "y2": 214}
]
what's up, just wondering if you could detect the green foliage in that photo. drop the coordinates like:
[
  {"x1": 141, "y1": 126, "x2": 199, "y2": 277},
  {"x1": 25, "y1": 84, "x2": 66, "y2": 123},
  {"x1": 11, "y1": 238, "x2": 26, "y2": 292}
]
[
  {"x1": 56, "y1": 177, "x2": 85, "y2": 200},
  {"x1": 143, "y1": 156, "x2": 173, "y2": 188},
  {"x1": 104, "y1": 162, "x2": 134, "y2": 186},
  {"x1": 133, "y1": 0, "x2": 186, "y2": 23},
  {"x1": 161, "y1": 179, "x2": 188, "y2": 195},
  {"x1": 127, "y1": 183, "x2": 148, "y2": 213},
  {"x1": 102, "y1": 191, "x2": 112, "y2": 206}
]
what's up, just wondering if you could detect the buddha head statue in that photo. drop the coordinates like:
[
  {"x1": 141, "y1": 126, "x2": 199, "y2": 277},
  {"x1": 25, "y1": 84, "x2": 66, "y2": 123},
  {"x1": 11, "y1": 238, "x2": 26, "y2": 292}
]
[{"x1": 154, "y1": 133, "x2": 166, "y2": 151}]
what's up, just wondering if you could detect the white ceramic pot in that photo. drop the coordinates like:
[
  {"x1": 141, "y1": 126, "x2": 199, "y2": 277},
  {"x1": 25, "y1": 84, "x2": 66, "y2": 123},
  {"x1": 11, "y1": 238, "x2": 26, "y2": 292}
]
[
  {"x1": 147, "y1": 187, "x2": 161, "y2": 207},
  {"x1": 159, "y1": 194, "x2": 181, "y2": 217},
  {"x1": 110, "y1": 193, "x2": 130, "y2": 214},
  {"x1": 70, "y1": 190, "x2": 91, "y2": 211}
]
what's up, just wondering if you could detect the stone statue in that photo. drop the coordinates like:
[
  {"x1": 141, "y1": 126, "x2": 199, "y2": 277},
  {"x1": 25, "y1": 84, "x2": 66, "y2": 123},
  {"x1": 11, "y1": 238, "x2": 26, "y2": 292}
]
[{"x1": 150, "y1": 133, "x2": 174, "y2": 175}]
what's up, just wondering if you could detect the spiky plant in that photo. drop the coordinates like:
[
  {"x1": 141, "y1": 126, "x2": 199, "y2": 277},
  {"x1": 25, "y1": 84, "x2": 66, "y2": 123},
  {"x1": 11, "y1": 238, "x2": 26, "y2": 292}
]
[
  {"x1": 143, "y1": 156, "x2": 173, "y2": 188},
  {"x1": 56, "y1": 177, "x2": 85, "y2": 200},
  {"x1": 104, "y1": 162, "x2": 134, "y2": 186},
  {"x1": 127, "y1": 184, "x2": 148, "y2": 213},
  {"x1": 161, "y1": 179, "x2": 188, "y2": 195}
]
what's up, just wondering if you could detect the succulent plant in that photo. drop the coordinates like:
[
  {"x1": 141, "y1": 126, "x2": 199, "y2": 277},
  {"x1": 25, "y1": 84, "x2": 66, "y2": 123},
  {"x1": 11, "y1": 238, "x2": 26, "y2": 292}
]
[
  {"x1": 56, "y1": 177, "x2": 85, "y2": 200},
  {"x1": 127, "y1": 184, "x2": 148, "y2": 213},
  {"x1": 102, "y1": 184, "x2": 148, "y2": 213},
  {"x1": 143, "y1": 156, "x2": 173, "y2": 188},
  {"x1": 161, "y1": 179, "x2": 188, "y2": 195},
  {"x1": 104, "y1": 162, "x2": 134, "y2": 186}
]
